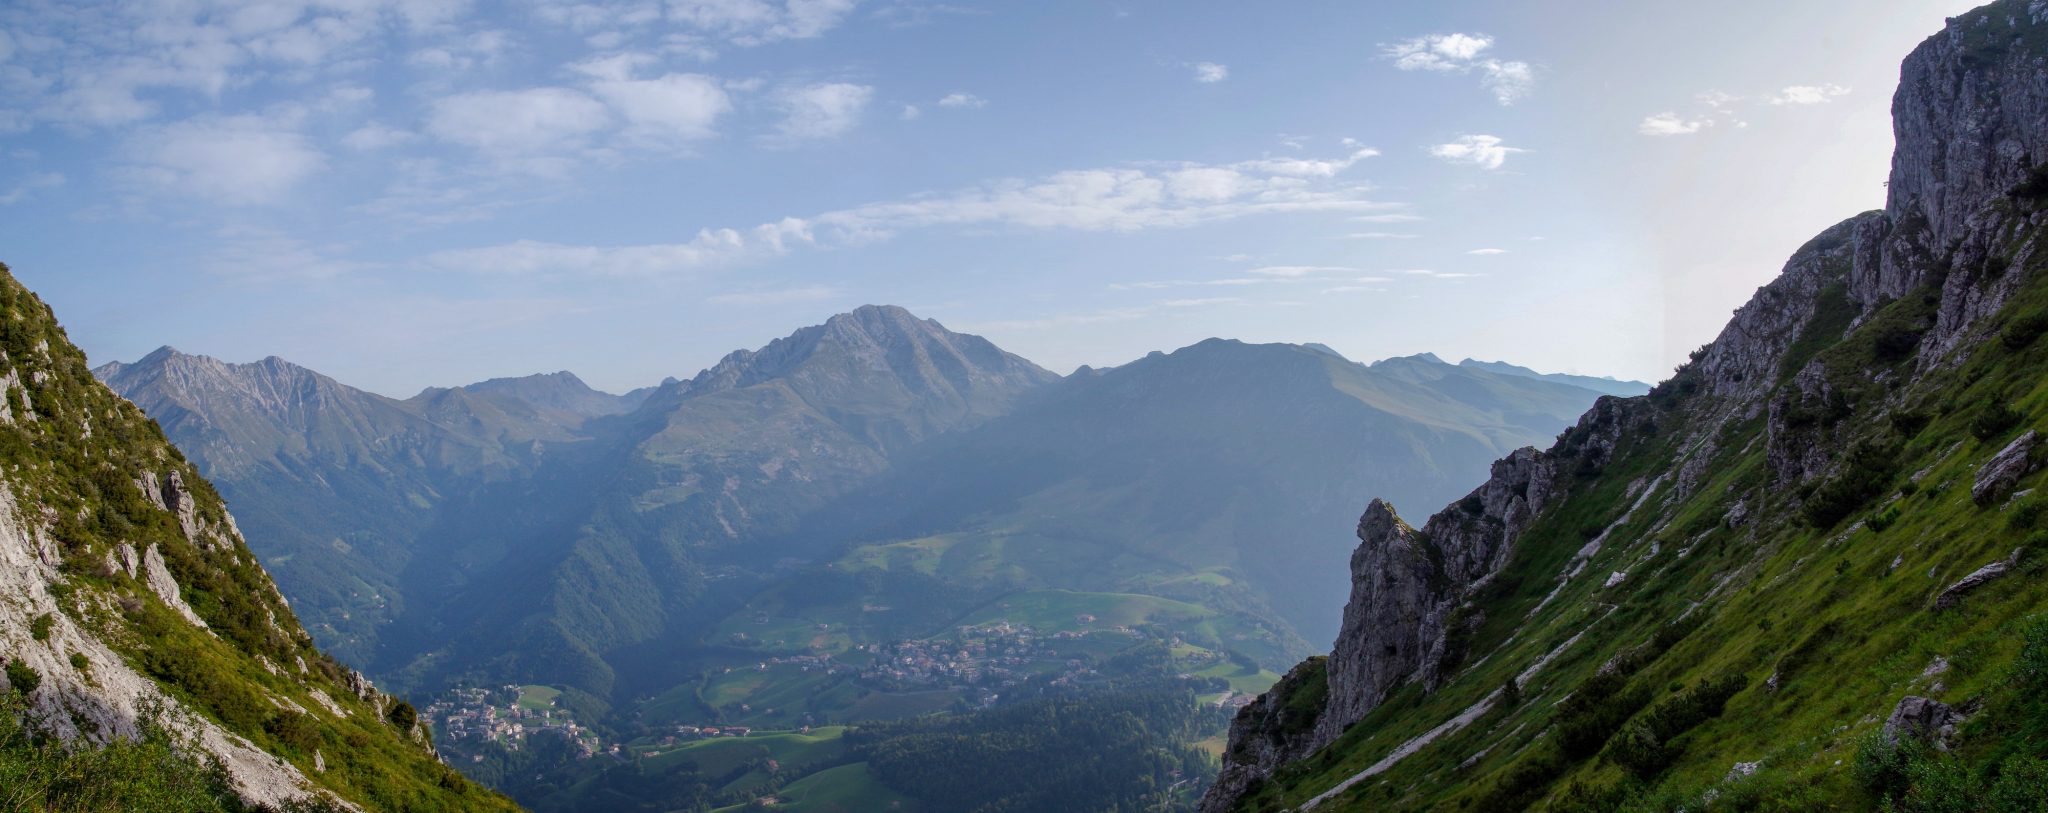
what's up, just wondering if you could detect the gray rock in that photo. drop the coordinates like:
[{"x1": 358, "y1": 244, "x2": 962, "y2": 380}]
[
  {"x1": 1883, "y1": 696, "x2": 1962, "y2": 746},
  {"x1": 1974, "y1": 431, "x2": 2040, "y2": 505},
  {"x1": 1934, "y1": 555, "x2": 2015, "y2": 610},
  {"x1": 141, "y1": 544, "x2": 208, "y2": 628}
]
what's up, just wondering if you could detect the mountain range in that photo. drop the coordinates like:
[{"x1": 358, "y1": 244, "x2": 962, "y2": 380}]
[{"x1": 93, "y1": 308, "x2": 1635, "y2": 714}]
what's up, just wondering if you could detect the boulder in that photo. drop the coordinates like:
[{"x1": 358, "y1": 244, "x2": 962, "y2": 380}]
[
  {"x1": 1882, "y1": 695, "x2": 1961, "y2": 747},
  {"x1": 1934, "y1": 553, "x2": 2017, "y2": 610},
  {"x1": 1973, "y1": 430, "x2": 2039, "y2": 505}
]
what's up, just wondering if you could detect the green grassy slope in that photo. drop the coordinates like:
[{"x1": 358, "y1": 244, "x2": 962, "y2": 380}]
[
  {"x1": 0, "y1": 263, "x2": 518, "y2": 812},
  {"x1": 1221, "y1": 83, "x2": 2048, "y2": 813}
]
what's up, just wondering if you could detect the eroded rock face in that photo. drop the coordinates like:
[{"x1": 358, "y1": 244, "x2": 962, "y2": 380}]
[
  {"x1": 1974, "y1": 430, "x2": 2040, "y2": 504},
  {"x1": 140, "y1": 543, "x2": 207, "y2": 628},
  {"x1": 1199, "y1": 659, "x2": 1328, "y2": 813},
  {"x1": 1313, "y1": 447, "x2": 1564, "y2": 748},
  {"x1": 0, "y1": 482, "x2": 338, "y2": 810}
]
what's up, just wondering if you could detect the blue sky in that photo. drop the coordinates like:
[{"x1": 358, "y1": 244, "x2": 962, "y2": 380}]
[{"x1": 0, "y1": 0, "x2": 1979, "y2": 395}]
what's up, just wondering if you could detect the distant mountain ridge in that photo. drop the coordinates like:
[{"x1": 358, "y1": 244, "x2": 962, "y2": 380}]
[
  {"x1": 813, "y1": 338, "x2": 1617, "y2": 648},
  {"x1": 1457, "y1": 357, "x2": 1651, "y2": 397},
  {"x1": 96, "y1": 310, "x2": 1633, "y2": 726}
]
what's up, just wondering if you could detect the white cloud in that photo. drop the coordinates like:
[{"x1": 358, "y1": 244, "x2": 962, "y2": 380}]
[
  {"x1": 937, "y1": 92, "x2": 987, "y2": 108},
  {"x1": 1345, "y1": 231, "x2": 1417, "y2": 239},
  {"x1": 707, "y1": 285, "x2": 839, "y2": 305},
  {"x1": 1233, "y1": 147, "x2": 1380, "y2": 178},
  {"x1": 342, "y1": 123, "x2": 415, "y2": 150},
  {"x1": 589, "y1": 72, "x2": 732, "y2": 145},
  {"x1": 1246, "y1": 265, "x2": 1353, "y2": 277},
  {"x1": 427, "y1": 88, "x2": 611, "y2": 155},
  {"x1": 1322, "y1": 285, "x2": 1385, "y2": 294},
  {"x1": 1638, "y1": 112, "x2": 1707, "y2": 136},
  {"x1": 1192, "y1": 62, "x2": 1228, "y2": 83},
  {"x1": 1383, "y1": 33, "x2": 1532, "y2": 104},
  {"x1": 667, "y1": 0, "x2": 860, "y2": 46},
  {"x1": 1428, "y1": 135, "x2": 1521, "y2": 170},
  {"x1": 901, "y1": 104, "x2": 921, "y2": 120},
  {"x1": 1352, "y1": 213, "x2": 1423, "y2": 223},
  {"x1": 433, "y1": 146, "x2": 1393, "y2": 278},
  {"x1": 0, "y1": 172, "x2": 63, "y2": 205},
  {"x1": 1770, "y1": 83, "x2": 1850, "y2": 105},
  {"x1": 1466, "y1": 248, "x2": 1506, "y2": 255},
  {"x1": 1392, "y1": 269, "x2": 1483, "y2": 279},
  {"x1": 126, "y1": 113, "x2": 325, "y2": 205},
  {"x1": 5, "y1": 1, "x2": 482, "y2": 128},
  {"x1": 408, "y1": 29, "x2": 514, "y2": 72},
  {"x1": 769, "y1": 82, "x2": 874, "y2": 143},
  {"x1": 427, "y1": 218, "x2": 814, "y2": 276},
  {"x1": 1160, "y1": 297, "x2": 1239, "y2": 308}
]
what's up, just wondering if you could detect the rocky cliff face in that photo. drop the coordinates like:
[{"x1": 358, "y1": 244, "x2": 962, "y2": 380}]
[
  {"x1": 0, "y1": 265, "x2": 514, "y2": 811},
  {"x1": 1203, "y1": 3, "x2": 2048, "y2": 810}
]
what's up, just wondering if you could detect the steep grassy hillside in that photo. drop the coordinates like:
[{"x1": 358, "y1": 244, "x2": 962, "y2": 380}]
[
  {"x1": 0, "y1": 263, "x2": 517, "y2": 811},
  {"x1": 1204, "y1": 3, "x2": 2048, "y2": 811}
]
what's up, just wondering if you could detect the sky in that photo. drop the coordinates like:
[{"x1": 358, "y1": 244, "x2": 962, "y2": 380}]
[{"x1": 0, "y1": 0, "x2": 1984, "y2": 396}]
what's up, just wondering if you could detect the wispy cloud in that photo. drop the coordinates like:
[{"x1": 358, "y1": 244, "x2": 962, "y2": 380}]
[
  {"x1": 1390, "y1": 269, "x2": 1483, "y2": 279},
  {"x1": 1638, "y1": 112, "x2": 1707, "y2": 136},
  {"x1": 1428, "y1": 135, "x2": 1522, "y2": 170},
  {"x1": 1383, "y1": 33, "x2": 1532, "y2": 105},
  {"x1": 1769, "y1": 84, "x2": 1850, "y2": 105},
  {"x1": 1466, "y1": 248, "x2": 1506, "y2": 255},
  {"x1": 124, "y1": 112, "x2": 326, "y2": 204},
  {"x1": 1344, "y1": 231, "x2": 1418, "y2": 239},
  {"x1": 937, "y1": 92, "x2": 987, "y2": 108},
  {"x1": 1192, "y1": 62, "x2": 1229, "y2": 83},
  {"x1": 1246, "y1": 265, "x2": 1353, "y2": 277},
  {"x1": 425, "y1": 219, "x2": 813, "y2": 276},
  {"x1": 423, "y1": 145, "x2": 1394, "y2": 279},
  {"x1": 767, "y1": 82, "x2": 875, "y2": 144}
]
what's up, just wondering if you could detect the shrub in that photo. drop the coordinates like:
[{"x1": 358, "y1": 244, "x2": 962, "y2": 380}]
[
  {"x1": 2003, "y1": 312, "x2": 2048, "y2": 350},
  {"x1": 387, "y1": 700, "x2": 419, "y2": 732},
  {"x1": 1875, "y1": 324, "x2": 1925, "y2": 361},
  {"x1": 2015, "y1": 614, "x2": 2048, "y2": 693},
  {"x1": 1805, "y1": 438, "x2": 1902, "y2": 527},
  {"x1": 5, "y1": 659, "x2": 40, "y2": 696},
  {"x1": 1891, "y1": 410, "x2": 1934, "y2": 437},
  {"x1": 30, "y1": 613, "x2": 53, "y2": 642},
  {"x1": 1972, "y1": 402, "x2": 2024, "y2": 441},
  {"x1": 1853, "y1": 730, "x2": 1920, "y2": 800},
  {"x1": 1605, "y1": 719, "x2": 1671, "y2": 777}
]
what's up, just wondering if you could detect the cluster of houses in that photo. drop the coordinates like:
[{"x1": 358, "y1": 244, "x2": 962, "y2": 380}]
[
  {"x1": 425, "y1": 685, "x2": 598, "y2": 759},
  {"x1": 851, "y1": 622, "x2": 1120, "y2": 691},
  {"x1": 669, "y1": 724, "x2": 754, "y2": 739}
]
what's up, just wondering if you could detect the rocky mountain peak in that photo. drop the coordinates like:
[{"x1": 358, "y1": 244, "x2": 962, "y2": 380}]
[
  {"x1": 453, "y1": 369, "x2": 644, "y2": 417},
  {"x1": 686, "y1": 304, "x2": 1057, "y2": 399}
]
